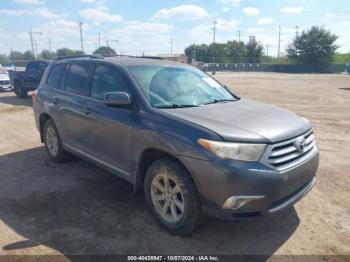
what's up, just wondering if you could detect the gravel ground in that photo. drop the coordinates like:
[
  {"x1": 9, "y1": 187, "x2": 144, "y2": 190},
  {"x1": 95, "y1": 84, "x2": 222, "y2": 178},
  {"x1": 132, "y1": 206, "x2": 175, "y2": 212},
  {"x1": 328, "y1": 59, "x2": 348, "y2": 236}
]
[{"x1": 0, "y1": 73, "x2": 349, "y2": 257}]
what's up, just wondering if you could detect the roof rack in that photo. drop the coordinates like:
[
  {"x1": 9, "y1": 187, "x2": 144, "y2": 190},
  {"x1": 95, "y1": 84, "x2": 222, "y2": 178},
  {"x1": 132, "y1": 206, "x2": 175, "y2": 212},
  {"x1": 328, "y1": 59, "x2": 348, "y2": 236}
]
[
  {"x1": 55, "y1": 54, "x2": 104, "y2": 60},
  {"x1": 104, "y1": 55, "x2": 164, "y2": 60},
  {"x1": 138, "y1": 56, "x2": 164, "y2": 60}
]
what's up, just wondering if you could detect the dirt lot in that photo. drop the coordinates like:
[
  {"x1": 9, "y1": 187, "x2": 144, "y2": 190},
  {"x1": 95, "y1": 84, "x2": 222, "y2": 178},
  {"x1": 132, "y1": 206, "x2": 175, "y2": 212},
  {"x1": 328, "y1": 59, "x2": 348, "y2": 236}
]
[{"x1": 0, "y1": 73, "x2": 349, "y2": 257}]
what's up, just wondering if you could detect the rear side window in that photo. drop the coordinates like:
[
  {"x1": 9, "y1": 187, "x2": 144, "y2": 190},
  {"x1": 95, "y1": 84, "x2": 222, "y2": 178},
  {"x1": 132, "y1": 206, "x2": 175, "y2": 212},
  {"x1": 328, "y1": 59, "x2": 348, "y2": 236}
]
[
  {"x1": 47, "y1": 64, "x2": 66, "y2": 89},
  {"x1": 90, "y1": 65, "x2": 129, "y2": 100},
  {"x1": 64, "y1": 64, "x2": 91, "y2": 95}
]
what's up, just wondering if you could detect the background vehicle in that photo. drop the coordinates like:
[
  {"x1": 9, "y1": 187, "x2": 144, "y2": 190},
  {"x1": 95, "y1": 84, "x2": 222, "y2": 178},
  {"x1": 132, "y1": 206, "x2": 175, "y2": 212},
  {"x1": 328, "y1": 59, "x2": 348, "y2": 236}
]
[
  {"x1": 33, "y1": 56, "x2": 319, "y2": 235},
  {"x1": 0, "y1": 68, "x2": 11, "y2": 91},
  {"x1": 346, "y1": 61, "x2": 350, "y2": 74},
  {"x1": 11, "y1": 60, "x2": 49, "y2": 98}
]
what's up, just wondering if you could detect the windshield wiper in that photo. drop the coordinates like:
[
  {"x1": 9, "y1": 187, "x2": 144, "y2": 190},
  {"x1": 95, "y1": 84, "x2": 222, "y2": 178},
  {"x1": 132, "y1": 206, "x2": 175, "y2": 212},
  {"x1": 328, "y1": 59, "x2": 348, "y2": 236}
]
[
  {"x1": 155, "y1": 104, "x2": 198, "y2": 109},
  {"x1": 199, "y1": 99, "x2": 236, "y2": 105}
]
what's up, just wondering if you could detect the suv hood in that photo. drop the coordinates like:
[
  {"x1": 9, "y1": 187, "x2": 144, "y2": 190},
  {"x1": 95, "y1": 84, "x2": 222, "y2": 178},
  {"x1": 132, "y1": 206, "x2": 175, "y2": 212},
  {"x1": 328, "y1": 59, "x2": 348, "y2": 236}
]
[{"x1": 163, "y1": 99, "x2": 311, "y2": 143}]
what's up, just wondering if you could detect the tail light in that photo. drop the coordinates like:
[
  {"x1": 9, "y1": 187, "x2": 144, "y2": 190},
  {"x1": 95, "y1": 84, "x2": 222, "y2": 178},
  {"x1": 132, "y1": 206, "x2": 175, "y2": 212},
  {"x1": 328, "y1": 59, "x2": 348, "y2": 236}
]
[{"x1": 32, "y1": 89, "x2": 38, "y2": 103}]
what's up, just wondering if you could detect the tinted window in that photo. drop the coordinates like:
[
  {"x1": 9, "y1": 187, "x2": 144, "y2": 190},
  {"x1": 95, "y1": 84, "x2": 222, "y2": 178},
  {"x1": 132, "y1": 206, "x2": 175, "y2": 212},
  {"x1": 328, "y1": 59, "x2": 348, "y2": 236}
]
[
  {"x1": 27, "y1": 62, "x2": 38, "y2": 70},
  {"x1": 64, "y1": 64, "x2": 91, "y2": 95},
  {"x1": 90, "y1": 65, "x2": 129, "y2": 101},
  {"x1": 38, "y1": 62, "x2": 48, "y2": 71},
  {"x1": 47, "y1": 64, "x2": 66, "y2": 89}
]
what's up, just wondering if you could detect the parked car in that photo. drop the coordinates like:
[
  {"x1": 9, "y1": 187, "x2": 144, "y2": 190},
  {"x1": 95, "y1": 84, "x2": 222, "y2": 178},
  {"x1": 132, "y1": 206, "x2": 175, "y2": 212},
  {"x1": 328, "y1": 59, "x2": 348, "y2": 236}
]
[
  {"x1": 0, "y1": 68, "x2": 11, "y2": 91},
  {"x1": 11, "y1": 60, "x2": 49, "y2": 98},
  {"x1": 33, "y1": 55, "x2": 319, "y2": 235},
  {"x1": 346, "y1": 61, "x2": 350, "y2": 74}
]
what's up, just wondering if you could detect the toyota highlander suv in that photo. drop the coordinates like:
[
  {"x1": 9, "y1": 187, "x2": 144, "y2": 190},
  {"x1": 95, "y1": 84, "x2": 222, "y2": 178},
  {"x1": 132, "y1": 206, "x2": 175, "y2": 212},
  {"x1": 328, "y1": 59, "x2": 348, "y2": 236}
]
[{"x1": 33, "y1": 55, "x2": 319, "y2": 235}]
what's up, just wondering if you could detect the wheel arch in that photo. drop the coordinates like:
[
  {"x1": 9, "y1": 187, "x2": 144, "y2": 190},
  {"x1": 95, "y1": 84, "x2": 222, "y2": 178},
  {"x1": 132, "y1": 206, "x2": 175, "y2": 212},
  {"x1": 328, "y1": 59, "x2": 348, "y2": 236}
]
[
  {"x1": 135, "y1": 148, "x2": 198, "y2": 193},
  {"x1": 39, "y1": 113, "x2": 52, "y2": 142}
]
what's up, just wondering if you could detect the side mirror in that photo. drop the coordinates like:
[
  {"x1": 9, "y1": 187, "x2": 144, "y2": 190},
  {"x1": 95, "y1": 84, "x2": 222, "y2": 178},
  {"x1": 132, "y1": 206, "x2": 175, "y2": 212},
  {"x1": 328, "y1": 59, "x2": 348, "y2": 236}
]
[{"x1": 104, "y1": 92, "x2": 132, "y2": 107}]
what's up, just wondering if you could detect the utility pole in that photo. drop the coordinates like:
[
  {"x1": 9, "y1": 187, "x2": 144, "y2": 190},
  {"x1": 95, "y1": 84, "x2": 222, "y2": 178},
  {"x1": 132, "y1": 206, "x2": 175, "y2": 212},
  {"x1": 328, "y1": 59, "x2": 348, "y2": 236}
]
[
  {"x1": 106, "y1": 38, "x2": 109, "y2": 47},
  {"x1": 266, "y1": 44, "x2": 271, "y2": 57},
  {"x1": 193, "y1": 44, "x2": 196, "y2": 62},
  {"x1": 237, "y1": 30, "x2": 243, "y2": 42},
  {"x1": 28, "y1": 30, "x2": 42, "y2": 57},
  {"x1": 48, "y1": 38, "x2": 52, "y2": 53},
  {"x1": 34, "y1": 40, "x2": 39, "y2": 57},
  {"x1": 212, "y1": 19, "x2": 217, "y2": 43},
  {"x1": 98, "y1": 32, "x2": 101, "y2": 48},
  {"x1": 278, "y1": 26, "x2": 281, "y2": 59},
  {"x1": 295, "y1": 26, "x2": 299, "y2": 37},
  {"x1": 170, "y1": 37, "x2": 173, "y2": 55},
  {"x1": 248, "y1": 35, "x2": 254, "y2": 45},
  {"x1": 78, "y1": 22, "x2": 84, "y2": 52}
]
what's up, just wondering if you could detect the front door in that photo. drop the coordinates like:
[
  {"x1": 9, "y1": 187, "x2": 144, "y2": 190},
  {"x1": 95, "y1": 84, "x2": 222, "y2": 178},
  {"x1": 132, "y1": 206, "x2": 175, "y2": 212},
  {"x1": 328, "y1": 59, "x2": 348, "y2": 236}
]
[{"x1": 81, "y1": 64, "x2": 136, "y2": 174}]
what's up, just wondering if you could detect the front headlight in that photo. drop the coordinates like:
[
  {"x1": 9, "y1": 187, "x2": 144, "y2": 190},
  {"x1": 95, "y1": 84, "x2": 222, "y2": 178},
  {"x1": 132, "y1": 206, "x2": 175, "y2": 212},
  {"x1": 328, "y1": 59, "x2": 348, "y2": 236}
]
[{"x1": 198, "y1": 139, "x2": 266, "y2": 161}]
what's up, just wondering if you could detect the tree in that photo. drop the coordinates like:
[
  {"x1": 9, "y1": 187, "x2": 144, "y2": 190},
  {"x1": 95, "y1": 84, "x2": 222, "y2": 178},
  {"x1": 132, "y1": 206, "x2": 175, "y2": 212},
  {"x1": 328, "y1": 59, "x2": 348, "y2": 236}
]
[
  {"x1": 93, "y1": 46, "x2": 116, "y2": 57},
  {"x1": 245, "y1": 37, "x2": 264, "y2": 63},
  {"x1": 23, "y1": 50, "x2": 35, "y2": 60},
  {"x1": 208, "y1": 43, "x2": 228, "y2": 63},
  {"x1": 40, "y1": 50, "x2": 56, "y2": 59},
  {"x1": 0, "y1": 54, "x2": 9, "y2": 66},
  {"x1": 333, "y1": 52, "x2": 350, "y2": 64},
  {"x1": 225, "y1": 40, "x2": 246, "y2": 63},
  {"x1": 9, "y1": 51, "x2": 23, "y2": 60},
  {"x1": 56, "y1": 48, "x2": 84, "y2": 57},
  {"x1": 287, "y1": 26, "x2": 338, "y2": 65}
]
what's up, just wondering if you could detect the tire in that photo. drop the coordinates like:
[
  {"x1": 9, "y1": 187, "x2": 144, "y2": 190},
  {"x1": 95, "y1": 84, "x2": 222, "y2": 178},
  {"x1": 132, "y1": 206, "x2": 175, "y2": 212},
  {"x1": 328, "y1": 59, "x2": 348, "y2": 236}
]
[
  {"x1": 43, "y1": 119, "x2": 70, "y2": 162},
  {"x1": 14, "y1": 82, "x2": 28, "y2": 98},
  {"x1": 144, "y1": 158, "x2": 203, "y2": 235}
]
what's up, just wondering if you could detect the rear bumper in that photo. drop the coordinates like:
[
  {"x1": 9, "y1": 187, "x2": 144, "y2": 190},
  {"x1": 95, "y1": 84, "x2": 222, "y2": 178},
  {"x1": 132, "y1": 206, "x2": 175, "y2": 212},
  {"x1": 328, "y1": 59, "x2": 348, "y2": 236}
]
[{"x1": 179, "y1": 150, "x2": 319, "y2": 221}]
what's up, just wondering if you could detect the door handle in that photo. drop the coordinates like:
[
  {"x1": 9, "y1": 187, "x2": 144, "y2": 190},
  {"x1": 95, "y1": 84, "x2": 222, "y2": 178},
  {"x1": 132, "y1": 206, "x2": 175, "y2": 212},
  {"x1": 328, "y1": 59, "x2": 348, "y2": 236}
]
[{"x1": 82, "y1": 107, "x2": 91, "y2": 115}]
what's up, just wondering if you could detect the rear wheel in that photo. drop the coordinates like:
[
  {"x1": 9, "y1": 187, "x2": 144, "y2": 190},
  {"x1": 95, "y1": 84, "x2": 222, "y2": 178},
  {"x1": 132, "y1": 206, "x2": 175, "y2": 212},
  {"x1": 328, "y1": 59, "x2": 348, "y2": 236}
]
[
  {"x1": 14, "y1": 82, "x2": 27, "y2": 98},
  {"x1": 144, "y1": 159, "x2": 203, "y2": 235},
  {"x1": 43, "y1": 119, "x2": 70, "y2": 162}
]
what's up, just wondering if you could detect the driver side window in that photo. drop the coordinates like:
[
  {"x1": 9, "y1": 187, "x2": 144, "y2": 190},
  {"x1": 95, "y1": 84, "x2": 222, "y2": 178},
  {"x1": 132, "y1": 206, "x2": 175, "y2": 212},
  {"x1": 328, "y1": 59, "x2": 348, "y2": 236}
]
[{"x1": 90, "y1": 65, "x2": 129, "y2": 101}]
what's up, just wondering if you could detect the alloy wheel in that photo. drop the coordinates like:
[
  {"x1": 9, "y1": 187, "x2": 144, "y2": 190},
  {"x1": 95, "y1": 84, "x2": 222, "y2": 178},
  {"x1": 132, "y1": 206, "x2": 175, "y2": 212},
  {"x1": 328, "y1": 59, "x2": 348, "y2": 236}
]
[{"x1": 150, "y1": 171, "x2": 185, "y2": 223}]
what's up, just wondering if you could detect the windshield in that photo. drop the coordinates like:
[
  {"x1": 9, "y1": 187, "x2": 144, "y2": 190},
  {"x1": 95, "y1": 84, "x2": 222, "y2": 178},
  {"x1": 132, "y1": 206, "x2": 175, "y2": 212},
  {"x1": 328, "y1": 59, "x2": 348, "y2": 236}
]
[{"x1": 128, "y1": 65, "x2": 236, "y2": 108}]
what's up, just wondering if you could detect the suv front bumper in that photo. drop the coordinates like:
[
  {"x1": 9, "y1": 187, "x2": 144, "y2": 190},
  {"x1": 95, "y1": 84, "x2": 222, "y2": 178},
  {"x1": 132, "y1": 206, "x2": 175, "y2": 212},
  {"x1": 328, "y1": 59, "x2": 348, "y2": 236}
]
[{"x1": 180, "y1": 150, "x2": 319, "y2": 220}]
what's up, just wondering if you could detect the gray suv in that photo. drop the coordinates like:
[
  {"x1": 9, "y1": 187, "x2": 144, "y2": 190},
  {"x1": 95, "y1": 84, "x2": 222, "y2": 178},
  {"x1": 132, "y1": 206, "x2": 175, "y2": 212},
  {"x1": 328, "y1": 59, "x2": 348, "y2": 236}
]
[{"x1": 33, "y1": 55, "x2": 319, "y2": 235}]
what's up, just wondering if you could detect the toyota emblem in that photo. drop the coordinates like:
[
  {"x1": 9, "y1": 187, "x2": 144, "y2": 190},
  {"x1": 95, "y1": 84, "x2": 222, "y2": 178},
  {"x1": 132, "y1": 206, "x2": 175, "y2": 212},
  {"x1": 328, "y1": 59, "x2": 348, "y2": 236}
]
[{"x1": 295, "y1": 137, "x2": 306, "y2": 152}]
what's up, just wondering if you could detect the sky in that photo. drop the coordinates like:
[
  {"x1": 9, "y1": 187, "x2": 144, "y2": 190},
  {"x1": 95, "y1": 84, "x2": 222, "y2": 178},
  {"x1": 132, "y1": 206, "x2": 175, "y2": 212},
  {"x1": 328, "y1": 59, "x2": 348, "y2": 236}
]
[{"x1": 0, "y1": 0, "x2": 349, "y2": 57}]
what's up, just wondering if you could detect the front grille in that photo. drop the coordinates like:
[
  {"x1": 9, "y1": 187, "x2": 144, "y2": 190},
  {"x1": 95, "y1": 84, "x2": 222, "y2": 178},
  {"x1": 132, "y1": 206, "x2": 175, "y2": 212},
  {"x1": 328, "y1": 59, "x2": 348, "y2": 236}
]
[{"x1": 261, "y1": 130, "x2": 317, "y2": 171}]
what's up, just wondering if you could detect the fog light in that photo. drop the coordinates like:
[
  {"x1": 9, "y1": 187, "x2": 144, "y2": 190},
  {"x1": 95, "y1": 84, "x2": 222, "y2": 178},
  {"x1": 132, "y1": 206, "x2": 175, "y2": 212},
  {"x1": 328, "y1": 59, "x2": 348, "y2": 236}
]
[{"x1": 223, "y1": 195, "x2": 265, "y2": 210}]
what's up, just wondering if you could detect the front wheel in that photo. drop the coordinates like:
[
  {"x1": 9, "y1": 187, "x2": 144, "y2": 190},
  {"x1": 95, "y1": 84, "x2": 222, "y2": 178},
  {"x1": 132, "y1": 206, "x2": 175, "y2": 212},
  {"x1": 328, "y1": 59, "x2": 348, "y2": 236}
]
[{"x1": 144, "y1": 159, "x2": 203, "y2": 235}]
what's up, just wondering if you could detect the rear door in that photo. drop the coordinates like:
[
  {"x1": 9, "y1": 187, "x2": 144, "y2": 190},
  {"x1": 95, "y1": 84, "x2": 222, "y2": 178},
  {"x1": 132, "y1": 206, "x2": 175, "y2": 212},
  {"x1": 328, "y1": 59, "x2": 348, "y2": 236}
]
[
  {"x1": 54, "y1": 62, "x2": 92, "y2": 150},
  {"x1": 81, "y1": 63, "x2": 136, "y2": 174}
]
